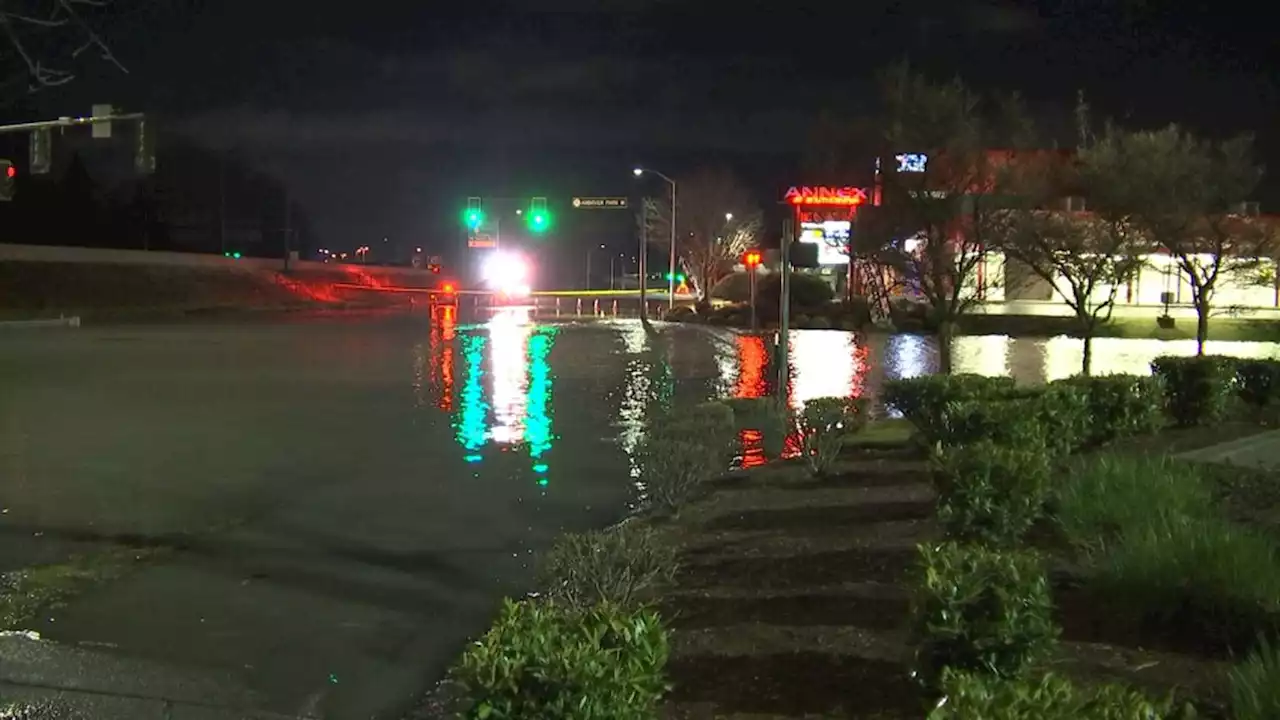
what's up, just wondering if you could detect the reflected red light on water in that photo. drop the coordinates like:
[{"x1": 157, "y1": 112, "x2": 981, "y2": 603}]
[
  {"x1": 736, "y1": 335, "x2": 767, "y2": 399},
  {"x1": 431, "y1": 305, "x2": 457, "y2": 411},
  {"x1": 734, "y1": 335, "x2": 771, "y2": 463}
]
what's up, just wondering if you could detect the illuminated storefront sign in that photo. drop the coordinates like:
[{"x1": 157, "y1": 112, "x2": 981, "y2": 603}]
[
  {"x1": 784, "y1": 186, "x2": 868, "y2": 206},
  {"x1": 896, "y1": 153, "x2": 928, "y2": 172},
  {"x1": 800, "y1": 219, "x2": 851, "y2": 266}
]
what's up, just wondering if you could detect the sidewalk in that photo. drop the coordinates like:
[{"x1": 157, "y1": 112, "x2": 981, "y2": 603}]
[{"x1": 1175, "y1": 428, "x2": 1280, "y2": 470}]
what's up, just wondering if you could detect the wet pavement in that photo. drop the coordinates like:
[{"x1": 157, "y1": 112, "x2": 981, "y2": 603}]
[
  {"x1": 2, "y1": 308, "x2": 1278, "y2": 718},
  {"x1": 0, "y1": 308, "x2": 730, "y2": 718}
]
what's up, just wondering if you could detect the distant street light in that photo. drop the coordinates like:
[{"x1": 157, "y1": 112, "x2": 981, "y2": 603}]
[
  {"x1": 633, "y1": 167, "x2": 677, "y2": 307},
  {"x1": 725, "y1": 213, "x2": 733, "y2": 222}
]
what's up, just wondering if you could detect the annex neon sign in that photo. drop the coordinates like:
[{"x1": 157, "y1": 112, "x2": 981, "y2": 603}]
[{"x1": 784, "y1": 186, "x2": 868, "y2": 206}]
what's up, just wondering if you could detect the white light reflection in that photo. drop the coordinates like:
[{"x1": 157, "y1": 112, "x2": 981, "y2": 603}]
[
  {"x1": 616, "y1": 322, "x2": 653, "y2": 480},
  {"x1": 1041, "y1": 336, "x2": 1280, "y2": 382},
  {"x1": 951, "y1": 335, "x2": 1012, "y2": 377},
  {"x1": 881, "y1": 334, "x2": 930, "y2": 380},
  {"x1": 789, "y1": 329, "x2": 863, "y2": 410},
  {"x1": 487, "y1": 307, "x2": 532, "y2": 444},
  {"x1": 709, "y1": 329, "x2": 739, "y2": 398}
]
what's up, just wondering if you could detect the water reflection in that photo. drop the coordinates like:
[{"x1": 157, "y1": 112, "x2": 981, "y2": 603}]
[
  {"x1": 489, "y1": 309, "x2": 532, "y2": 445},
  {"x1": 788, "y1": 330, "x2": 868, "y2": 410},
  {"x1": 438, "y1": 307, "x2": 559, "y2": 482},
  {"x1": 733, "y1": 335, "x2": 769, "y2": 468},
  {"x1": 719, "y1": 328, "x2": 1280, "y2": 424},
  {"x1": 617, "y1": 323, "x2": 655, "y2": 479}
]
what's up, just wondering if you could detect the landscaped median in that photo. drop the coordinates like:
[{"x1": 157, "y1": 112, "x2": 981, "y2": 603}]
[{"x1": 415, "y1": 355, "x2": 1280, "y2": 719}]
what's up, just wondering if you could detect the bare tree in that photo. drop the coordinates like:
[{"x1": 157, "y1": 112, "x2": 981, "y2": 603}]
[
  {"x1": 1082, "y1": 124, "x2": 1278, "y2": 354},
  {"x1": 0, "y1": 0, "x2": 125, "y2": 91},
  {"x1": 856, "y1": 62, "x2": 1035, "y2": 372},
  {"x1": 999, "y1": 207, "x2": 1148, "y2": 375},
  {"x1": 638, "y1": 167, "x2": 761, "y2": 303}
]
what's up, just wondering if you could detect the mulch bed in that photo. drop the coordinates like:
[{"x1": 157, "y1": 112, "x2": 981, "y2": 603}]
[
  {"x1": 666, "y1": 651, "x2": 920, "y2": 717},
  {"x1": 656, "y1": 430, "x2": 1270, "y2": 718}
]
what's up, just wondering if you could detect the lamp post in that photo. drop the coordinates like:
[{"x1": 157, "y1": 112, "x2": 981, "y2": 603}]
[{"x1": 633, "y1": 167, "x2": 677, "y2": 308}]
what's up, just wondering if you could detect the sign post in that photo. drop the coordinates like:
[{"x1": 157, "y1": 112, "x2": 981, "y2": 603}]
[{"x1": 777, "y1": 218, "x2": 793, "y2": 403}]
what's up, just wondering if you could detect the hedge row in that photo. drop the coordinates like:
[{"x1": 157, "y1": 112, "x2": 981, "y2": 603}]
[{"x1": 892, "y1": 372, "x2": 1196, "y2": 718}]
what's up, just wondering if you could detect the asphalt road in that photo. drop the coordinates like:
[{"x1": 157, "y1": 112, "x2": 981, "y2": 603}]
[{"x1": 0, "y1": 308, "x2": 727, "y2": 719}]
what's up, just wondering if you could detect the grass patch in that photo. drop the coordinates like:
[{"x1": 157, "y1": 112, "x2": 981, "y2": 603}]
[
  {"x1": 1230, "y1": 634, "x2": 1280, "y2": 720},
  {"x1": 848, "y1": 418, "x2": 915, "y2": 448},
  {"x1": 1088, "y1": 512, "x2": 1280, "y2": 653},
  {"x1": 0, "y1": 547, "x2": 158, "y2": 630},
  {"x1": 1056, "y1": 455, "x2": 1214, "y2": 550}
]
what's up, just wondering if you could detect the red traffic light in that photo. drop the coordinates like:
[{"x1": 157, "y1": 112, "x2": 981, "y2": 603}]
[
  {"x1": 5, "y1": 165, "x2": 14, "y2": 178},
  {"x1": 743, "y1": 250, "x2": 762, "y2": 268}
]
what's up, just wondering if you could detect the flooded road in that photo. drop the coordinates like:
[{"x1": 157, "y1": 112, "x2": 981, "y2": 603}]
[{"x1": 1, "y1": 308, "x2": 1277, "y2": 718}]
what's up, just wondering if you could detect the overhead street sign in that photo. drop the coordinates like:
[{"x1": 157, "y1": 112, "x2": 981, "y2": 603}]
[{"x1": 572, "y1": 196, "x2": 628, "y2": 209}]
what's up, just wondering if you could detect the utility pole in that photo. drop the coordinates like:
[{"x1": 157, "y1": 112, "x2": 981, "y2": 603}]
[
  {"x1": 777, "y1": 217, "x2": 794, "y2": 401},
  {"x1": 639, "y1": 200, "x2": 649, "y2": 321}
]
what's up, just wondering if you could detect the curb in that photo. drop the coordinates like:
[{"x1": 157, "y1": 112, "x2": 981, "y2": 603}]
[{"x1": 0, "y1": 316, "x2": 80, "y2": 330}]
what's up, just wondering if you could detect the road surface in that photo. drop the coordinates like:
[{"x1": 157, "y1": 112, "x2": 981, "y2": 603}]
[{"x1": 0, "y1": 308, "x2": 728, "y2": 719}]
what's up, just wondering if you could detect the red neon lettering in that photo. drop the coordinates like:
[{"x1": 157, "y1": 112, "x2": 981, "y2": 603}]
[{"x1": 784, "y1": 186, "x2": 867, "y2": 205}]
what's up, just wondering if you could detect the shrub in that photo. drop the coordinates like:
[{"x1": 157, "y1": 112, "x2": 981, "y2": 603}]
[
  {"x1": 1026, "y1": 385, "x2": 1091, "y2": 458},
  {"x1": 882, "y1": 374, "x2": 1018, "y2": 447},
  {"x1": 666, "y1": 305, "x2": 696, "y2": 320},
  {"x1": 1052, "y1": 374, "x2": 1165, "y2": 447},
  {"x1": 538, "y1": 524, "x2": 676, "y2": 610},
  {"x1": 635, "y1": 428, "x2": 720, "y2": 513},
  {"x1": 452, "y1": 598, "x2": 669, "y2": 719},
  {"x1": 755, "y1": 272, "x2": 835, "y2": 311},
  {"x1": 685, "y1": 401, "x2": 738, "y2": 457},
  {"x1": 1055, "y1": 455, "x2": 1213, "y2": 551},
  {"x1": 932, "y1": 441, "x2": 1052, "y2": 547},
  {"x1": 1233, "y1": 358, "x2": 1280, "y2": 417},
  {"x1": 722, "y1": 397, "x2": 790, "y2": 459},
  {"x1": 1230, "y1": 634, "x2": 1280, "y2": 720},
  {"x1": 940, "y1": 397, "x2": 1048, "y2": 452},
  {"x1": 1087, "y1": 512, "x2": 1280, "y2": 645},
  {"x1": 929, "y1": 669, "x2": 1182, "y2": 719},
  {"x1": 910, "y1": 542, "x2": 1058, "y2": 689},
  {"x1": 1150, "y1": 355, "x2": 1236, "y2": 426},
  {"x1": 797, "y1": 396, "x2": 868, "y2": 476}
]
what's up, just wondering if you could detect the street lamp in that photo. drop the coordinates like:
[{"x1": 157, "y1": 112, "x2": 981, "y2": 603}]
[
  {"x1": 633, "y1": 166, "x2": 677, "y2": 308},
  {"x1": 725, "y1": 212, "x2": 733, "y2": 222}
]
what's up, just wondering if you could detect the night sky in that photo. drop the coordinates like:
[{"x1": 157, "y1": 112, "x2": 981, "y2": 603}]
[{"x1": 6, "y1": 1, "x2": 1278, "y2": 276}]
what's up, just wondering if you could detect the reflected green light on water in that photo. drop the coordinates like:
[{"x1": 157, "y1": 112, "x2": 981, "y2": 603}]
[
  {"x1": 525, "y1": 329, "x2": 555, "y2": 461},
  {"x1": 450, "y1": 311, "x2": 558, "y2": 484},
  {"x1": 456, "y1": 334, "x2": 488, "y2": 452}
]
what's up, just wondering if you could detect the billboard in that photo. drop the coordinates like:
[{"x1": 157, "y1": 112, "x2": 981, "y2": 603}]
[{"x1": 799, "y1": 219, "x2": 850, "y2": 266}]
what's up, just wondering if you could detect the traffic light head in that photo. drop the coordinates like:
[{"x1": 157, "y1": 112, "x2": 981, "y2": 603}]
[
  {"x1": 743, "y1": 250, "x2": 762, "y2": 268},
  {"x1": 464, "y1": 197, "x2": 484, "y2": 230},
  {"x1": 527, "y1": 197, "x2": 551, "y2": 233}
]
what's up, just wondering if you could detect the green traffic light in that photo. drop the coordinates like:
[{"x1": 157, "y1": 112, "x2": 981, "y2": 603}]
[
  {"x1": 527, "y1": 210, "x2": 552, "y2": 233},
  {"x1": 463, "y1": 208, "x2": 484, "y2": 229}
]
